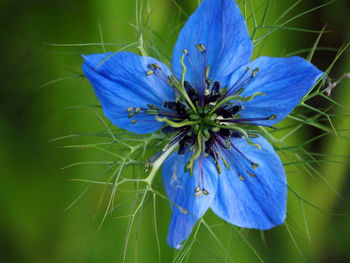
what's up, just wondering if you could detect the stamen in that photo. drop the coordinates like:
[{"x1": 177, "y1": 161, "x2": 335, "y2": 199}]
[
  {"x1": 199, "y1": 44, "x2": 207, "y2": 106},
  {"x1": 230, "y1": 143, "x2": 259, "y2": 169},
  {"x1": 213, "y1": 142, "x2": 230, "y2": 170},
  {"x1": 225, "y1": 67, "x2": 259, "y2": 97},
  {"x1": 147, "y1": 104, "x2": 159, "y2": 110},
  {"x1": 225, "y1": 66, "x2": 250, "y2": 96},
  {"x1": 222, "y1": 145, "x2": 257, "y2": 182},
  {"x1": 183, "y1": 50, "x2": 200, "y2": 94},
  {"x1": 163, "y1": 129, "x2": 190, "y2": 152}
]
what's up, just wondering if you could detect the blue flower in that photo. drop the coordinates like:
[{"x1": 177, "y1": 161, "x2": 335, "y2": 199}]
[{"x1": 82, "y1": 0, "x2": 323, "y2": 249}]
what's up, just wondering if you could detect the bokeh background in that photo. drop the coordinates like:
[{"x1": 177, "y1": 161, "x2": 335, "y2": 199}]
[{"x1": 1, "y1": 0, "x2": 350, "y2": 262}]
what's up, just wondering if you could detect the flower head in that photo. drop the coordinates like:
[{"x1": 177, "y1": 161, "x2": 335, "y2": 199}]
[{"x1": 82, "y1": 0, "x2": 323, "y2": 249}]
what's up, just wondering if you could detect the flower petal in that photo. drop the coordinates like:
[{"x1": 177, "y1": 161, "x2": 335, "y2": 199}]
[
  {"x1": 82, "y1": 51, "x2": 174, "y2": 134},
  {"x1": 171, "y1": 0, "x2": 253, "y2": 86},
  {"x1": 162, "y1": 152, "x2": 218, "y2": 248},
  {"x1": 228, "y1": 56, "x2": 323, "y2": 125},
  {"x1": 211, "y1": 136, "x2": 287, "y2": 230}
]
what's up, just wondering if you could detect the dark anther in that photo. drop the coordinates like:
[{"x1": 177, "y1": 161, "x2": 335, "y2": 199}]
[
  {"x1": 184, "y1": 81, "x2": 195, "y2": 94},
  {"x1": 184, "y1": 81, "x2": 199, "y2": 102},
  {"x1": 164, "y1": 101, "x2": 186, "y2": 115},
  {"x1": 217, "y1": 105, "x2": 242, "y2": 118},
  {"x1": 204, "y1": 139, "x2": 215, "y2": 159},
  {"x1": 217, "y1": 108, "x2": 232, "y2": 118},
  {"x1": 149, "y1": 63, "x2": 161, "y2": 70},
  {"x1": 162, "y1": 126, "x2": 173, "y2": 134},
  {"x1": 218, "y1": 128, "x2": 242, "y2": 139},
  {"x1": 230, "y1": 105, "x2": 242, "y2": 115},
  {"x1": 231, "y1": 130, "x2": 243, "y2": 138},
  {"x1": 178, "y1": 142, "x2": 187, "y2": 155},
  {"x1": 211, "y1": 81, "x2": 220, "y2": 95},
  {"x1": 164, "y1": 101, "x2": 177, "y2": 110},
  {"x1": 206, "y1": 93, "x2": 220, "y2": 103},
  {"x1": 178, "y1": 135, "x2": 194, "y2": 155},
  {"x1": 219, "y1": 128, "x2": 232, "y2": 138}
]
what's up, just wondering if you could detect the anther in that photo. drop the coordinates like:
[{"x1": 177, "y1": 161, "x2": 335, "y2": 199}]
[
  {"x1": 203, "y1": 189, "x2": 209, "y2": 195},
  {"x1": 239, "y1": 175, "x2": 245, "y2": 181},
  {"x1": 234, "y1": 87, "x2": 244, "y2": 96},
  {"x1": 131, "y1": 120, "x2": 137, "y2": 125},
  {"x1": 128, "y1": 112, "x2": 135, "y2": 118},
  {"x1": 195, "y1": 43, "x2": 206, "y2": 53},
  {"x1": 252, "y1": 68, "x2": 259, "y2": 77},
  {"x1": 146, "y1": 70, "x2": 154, "y2": 76},
  {"x1": 216, "y1": 161, "x2": 222, "y2": 174},
  {"x1": 251, "y1": 163, "x2": 259, "y2": 169},
  {"x1": 248, "y1": 172, "x2": 256, "y2": 178},
  {"x1": 205, "y1": 66, "x2": 210, "y2": 79},
  {"x1": 167, "y1": 76, "x2": 175, "y2": 87},
  {"x1": 126, "y1": 107, "x2": 134, "y2": 113},
  {"x1": 149, "y1": 63, "x2": 161, "y2": 70},
  {"x1": 211, "y1": 81, "x2": 220, "y2": 94},
  {"x1": 147, "y1": 104, "x2": 159, "y2": 110},
  {"x1": 194, "y1": 186, "x2": 203, "y2": 197},
  {"x1": 194, "y1": 191, "x2": 203, "y2": 197},
  {"x1": 135, "y1": 107, "x2": 141, "y2": 113},
  {"x1": 248, "y1": 133, "x2": 259, "y2": 138},
  {"x1": 225, "y1": 139, "x2": 231, "y2": 149},
  {"x1": 268, "y1": 114, "x2": 277, "y2": 120},
  {"x1": 183, "y1": 49, "x2": 188, "y2": 55}
]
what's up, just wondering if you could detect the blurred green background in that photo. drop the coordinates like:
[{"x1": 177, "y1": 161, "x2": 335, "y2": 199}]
[{"x1": 1, "y1": 0, "x2": 350, "y2": 262}]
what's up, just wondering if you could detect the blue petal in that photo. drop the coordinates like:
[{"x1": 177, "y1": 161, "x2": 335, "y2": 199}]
[
  {"x1": 171, "y1": 0, "x2": 253, "y2": 86},
  {"x1": 162, "y1": 152, "x2": 218, "y2": 249},
  {"x1": 82, "y1": 52, "x2": 174, "y2": 134},
  {"x1": 211, "y1": 136, "x2": 286, "y2": 230},
  {"x1": 228, "y1": 56, "x2": 323, "y2": 125}
]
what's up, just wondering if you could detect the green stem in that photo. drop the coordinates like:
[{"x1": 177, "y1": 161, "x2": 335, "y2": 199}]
[
  {"x1": 208, "y1": 92, "x2": 265, "y2": 115},
  {"x1": 155, "y1": 116, "x2": 200, "y2": 128}
]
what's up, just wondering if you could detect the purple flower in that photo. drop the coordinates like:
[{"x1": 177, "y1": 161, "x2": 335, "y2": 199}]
[{"x1": 82, "y1": 0, "x2": 323, "y2": 249}]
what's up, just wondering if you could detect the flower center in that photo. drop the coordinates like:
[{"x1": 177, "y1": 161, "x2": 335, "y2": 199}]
[{"x1": 127, "y1": 44, "x2": 277, "y2": 196}]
